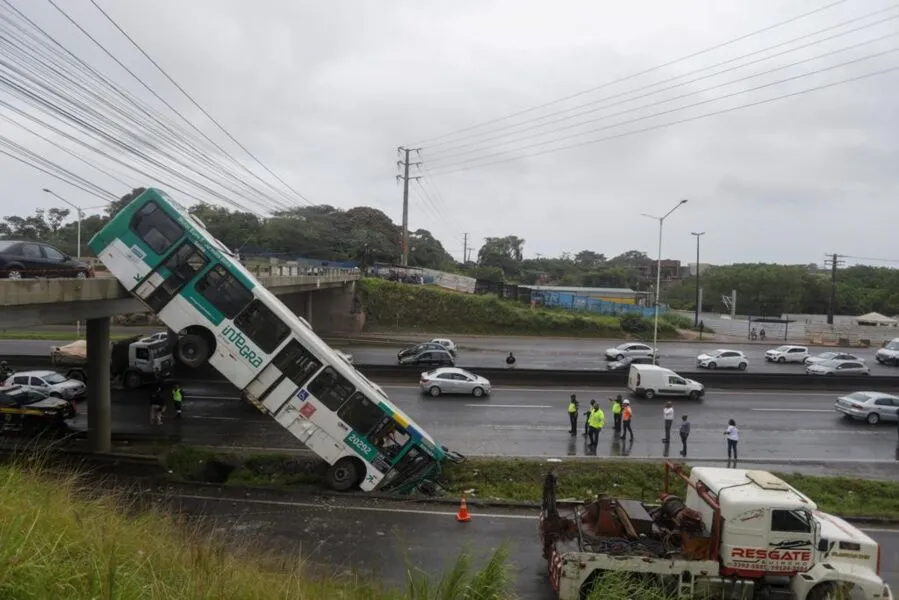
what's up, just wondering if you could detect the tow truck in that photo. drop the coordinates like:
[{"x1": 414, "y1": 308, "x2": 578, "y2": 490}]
[
  {"x1": 540, "y1": 462, "x2": 891, "y2": 600},
  {"x1": 50, "y1": 333, "x2": 174, "y2": 389}
]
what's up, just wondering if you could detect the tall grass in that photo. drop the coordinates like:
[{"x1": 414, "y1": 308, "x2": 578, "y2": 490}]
[{"x1": 0, "y1": 462, "x2": 513, "y2": 600}]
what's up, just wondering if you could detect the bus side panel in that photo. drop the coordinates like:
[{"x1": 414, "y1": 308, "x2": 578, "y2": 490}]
[
  {"x1": 260, "y1": 378, "x2": 297, "y2": 416},
  {"x1": 98, "y1": 238, "x2": 153, "y2": 291},
  {"x1": 286, "y1": 421, "x2": 344, "y2": 464}
]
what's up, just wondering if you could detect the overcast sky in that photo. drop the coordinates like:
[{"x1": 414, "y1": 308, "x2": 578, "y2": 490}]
[{"x1": 1, "y1": 0, "x2": 897, "y2": 267}]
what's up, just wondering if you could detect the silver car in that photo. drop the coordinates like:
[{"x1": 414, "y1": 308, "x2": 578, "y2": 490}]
[
  {"x1": 834, "y1": 391, "x2": 899, "y2": 424},
  {"x1": 604, "y1": 343, "x2": 657, "y2": 362},
  {"x1": 805, "y1": 359, "x2": 870, "y2": 376},
  {"x1": 419, "y1": 367, "x2": 491, "y2": 397},
  {"x1": 3, "y1": 370, "x2": 86, "y2": 400},
  {"x1": 805, "y1": 351, "x2": 862, "y2": 365}
]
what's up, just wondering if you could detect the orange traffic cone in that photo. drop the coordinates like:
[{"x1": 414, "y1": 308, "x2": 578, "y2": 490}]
[{"x1": 456, "y1": 495, "x2": 471, "y2": 522}]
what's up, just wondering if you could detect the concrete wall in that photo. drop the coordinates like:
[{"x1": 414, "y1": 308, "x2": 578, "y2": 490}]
[
  {"x1": 282, "y1": 283, "x2": 364, "y2": 335},
  {"x1": 420, "y1": 268, "x2": 476, "y2": 294},
  {"x1": 805, "y1": 321, "x2": 899, "y2": 347}
]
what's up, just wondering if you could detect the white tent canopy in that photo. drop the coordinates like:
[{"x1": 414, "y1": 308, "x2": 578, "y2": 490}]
[{"x1": 855, "y1": 312, "x2": 898, "y2": 326}]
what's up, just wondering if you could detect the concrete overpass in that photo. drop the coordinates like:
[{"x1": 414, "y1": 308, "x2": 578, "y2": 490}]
[{"x1": 0, "y1": 268, "x2": 361, "y2": 454}]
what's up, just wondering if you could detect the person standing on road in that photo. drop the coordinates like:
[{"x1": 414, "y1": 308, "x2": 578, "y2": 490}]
[
  {"x1": 725, "y1": 419, "x2": 739, "y2": 462},
  {"x1": 506, "y1": 352, "x2": 516, "y2": 369},
  {"x1": 662, "y1": 401, "x2": 674, "y2": 442},
  {"x1": 171, "y1": 383, "x2": 183, "y2": 419},
  {"x1": 612, "y1": 396, "x2": 623, "y2": 433},
  {"x1": 567, "y1": 395, "x2": 579, "y2": 436},
  {"x1": 620, "y1": 399, "x2": 634, "y2": 442},
  {"x1": 583, "y1": 399, "x2": 596, "y2": 436},
  {"x1": 149, "y1": 385, "x2": 165, "y2": 426},
  {"x1": 588, "y1": 403, "x2": 605, "y2": 447},
  {"x1": 679, "y1": 415, "x2": 691, "y2": 456}
]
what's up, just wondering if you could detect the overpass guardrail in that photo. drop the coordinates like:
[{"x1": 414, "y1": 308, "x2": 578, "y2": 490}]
[{"x1": 4, "y1": 356, "x2": 899, "y2": 391}]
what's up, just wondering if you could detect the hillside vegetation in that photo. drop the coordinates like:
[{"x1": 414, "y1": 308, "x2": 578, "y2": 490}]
[{"x1": 358, "y1": 278, "x2": 680, "y2": 338}]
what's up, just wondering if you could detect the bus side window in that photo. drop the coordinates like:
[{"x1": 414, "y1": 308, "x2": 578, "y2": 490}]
[
  {"x1": 306, "y1": 366, "x2": 355, "y2": 411},
  {"x1": 195, "y1": 264, "x2": 254, "y2": 319},
  {"x1": 130, "y1": 201, "x2": 184, "y2": 255},
  {"x1": 337, "y1": 394, "x2": 409, "y2": 458},
  {"x1": 273, "y1": 339, "x2": 322, "y2": 387},
  {"x1": 233, "y1": 299, "x2": 290, "y2": 354},
  {"x1": 368, "y1": 419, "x2": 411, "y2": 460}
]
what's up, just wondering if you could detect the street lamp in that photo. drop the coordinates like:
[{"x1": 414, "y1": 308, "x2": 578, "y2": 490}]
[
  {"x1": 42, "y1": 188, "x2": 105, "y2": 259},
  {"x1": 641, "y1": 199, "x2": 688, "y2": 360},
  {"x1": 691, "y1": 232, "x2": 705, "y2": 327}
]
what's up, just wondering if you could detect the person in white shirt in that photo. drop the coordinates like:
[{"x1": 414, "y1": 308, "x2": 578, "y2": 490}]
[
  {"x1": 662, "y1": 402, "x2": 674, "y2": 443},
  {"x1": 724, "y1": 419, "x2": 739, "y2": 462}
]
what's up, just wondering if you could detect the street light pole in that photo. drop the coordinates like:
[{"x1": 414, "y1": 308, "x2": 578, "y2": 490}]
[
  {"x1": 691, "y1": 231, "x2": 705, "y2": 327},
  {"x1": 641, "y1": 199, "x2": 688, "y2": 361}
]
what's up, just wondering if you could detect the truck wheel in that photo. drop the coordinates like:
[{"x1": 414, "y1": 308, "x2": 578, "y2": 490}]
[
  {"x1": 644, "y1": 389, "x2": 655, "y2": 399},
  {"x1": 66, "y1": 369, "x2": 86, "y2": 382},
  {"x1": 807, "y1": 582, "x2": 853, "y2": 600},
  {"x1": 325, "y1": 458, "x2": 361, "y2": 492},
  {"x1": 177, "y1": 334, "x2": 209, "y2": 369},
  {"x1": 124, "y1": 371, "x2": 142, "y2": 389}
]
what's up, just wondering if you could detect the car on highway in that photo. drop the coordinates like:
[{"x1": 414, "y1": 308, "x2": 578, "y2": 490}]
[
  {"x1": 696, "y1": 349, "x2": 748, "y2": 370},
  {"x1": 397, "y1": 342, "x2": 449, "y2": 362},
  {"x1": 875, "y1": 338, "x2": 899, "y2": 366},
  {"x1": 834, "y1": 391, "x2": 899, "y2": 424},
  {"x1": 429, "y1": 338, "x2": 457, "y2": 356},
  {"x1": 606, "y1": 355, "x2": 655, "y2": 371},
  {"x1": 0, "y1": 384, "x2": 75, "y2": 434},
  {"x1": 604, "y1": 342, "x2": 657, "y2": 362},
  {"x1": 398, "y1": 348, "x2": 455, "y2": 368},
  {"x1": 805, "y1": 359, "x2": 870, "y2": 376},
  {"x1": 627, "y1": 364, "x2": 704, "y2": 400},
  {"x1": 2, "y1": 370, "x2": 86, "y2": 401},
  {"x1": 764, "y1": 345, "x2": 809, "y2": 364},
  {"x1": 419, "y1": 367, "x2": 491, "y2": 397},
  {"x1": 0, "y1": 240, "x2": 93, "y2": 280},
  {"x1": 804, "y1": 351, "x2": 863, "y2": 365}
]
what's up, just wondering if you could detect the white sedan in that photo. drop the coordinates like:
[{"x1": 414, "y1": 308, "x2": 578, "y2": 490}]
[
  {"x1": 604, "y1": 343, "x2": 657, "y2": 362},
  {"x1": 696, "y1": 349, "x2": 748, "y2": 370}
]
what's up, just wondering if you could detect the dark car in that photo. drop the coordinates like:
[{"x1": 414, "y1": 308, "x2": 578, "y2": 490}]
[
  {"x1": 397, "y1": 342, "x2": 449, "y2": 362},
  {"x1": 399, "y1": 349, "x2": 455, "y2": 367},
  {"x1": 0, "y1": 240, "x2": 93, "y2": 280},
  {"x1": 606, "y1": 355, "x2": 656, "y2": 371},
  {"x1": 0, "y1": 385, "x2": 75, "y2": 435}
]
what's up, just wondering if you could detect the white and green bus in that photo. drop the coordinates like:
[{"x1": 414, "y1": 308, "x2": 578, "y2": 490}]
[{"x1": 88, "y1": 187, "x2": 459, "y2": 493}]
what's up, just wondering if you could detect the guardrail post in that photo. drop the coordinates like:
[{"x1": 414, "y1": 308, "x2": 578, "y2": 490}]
[{"x1": 86, "y1": 316, "x2": 111, "y2": 453}]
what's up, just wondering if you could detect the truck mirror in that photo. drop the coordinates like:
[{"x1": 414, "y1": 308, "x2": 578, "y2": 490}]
[{"x1": 817, "y1": 538, "x2": 829, "y2": 552}]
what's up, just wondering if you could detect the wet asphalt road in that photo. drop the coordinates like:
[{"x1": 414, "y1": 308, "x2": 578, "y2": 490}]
[
  {"x1": 7, "y1": 336, "x2": 899, "y2": 375},
  {"x1": 62, "y1": 377, "x2": 899, "y2": 479},
  {"x1": 158, "y1": 486, "x2": 899, "y2": 600}
]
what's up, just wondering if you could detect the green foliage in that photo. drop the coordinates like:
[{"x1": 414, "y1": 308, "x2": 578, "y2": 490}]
[{"x1": 357, "y1": 278, "x2": 679, "y2": 338}]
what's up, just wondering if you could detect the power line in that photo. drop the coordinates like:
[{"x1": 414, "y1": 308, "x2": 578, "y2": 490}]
[
  {"x1": 408, "y1": 0, "x2": 850, "y2": 147},
  {"x1": 425, "y1": 8, "x2": 899, "y2": 161},
  {"x1": 429, "y1": 53, "x2": 899, "y2": 175}
]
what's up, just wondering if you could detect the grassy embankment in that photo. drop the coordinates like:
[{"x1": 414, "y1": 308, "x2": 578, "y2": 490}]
[
  {"x1": 0, "y1": 461, "x2": 515, "y2": 600},
  {"x1": 0, "y1": 330, "x2": 135, "y2": 341},
  {"x1": 165, "y1": 448, "x2": 899, "y2": 520},
  {"x1": 358, "y1": 278, "x2": 691, "y2": 339}
]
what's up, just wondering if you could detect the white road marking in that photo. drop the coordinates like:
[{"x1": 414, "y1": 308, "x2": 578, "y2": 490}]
[
  {"x1": 751, "y1": 408, "x2": 834, "y2": 413},
  {"x1": 465, "y1": 404, "x2": 552, "y2": 408}
]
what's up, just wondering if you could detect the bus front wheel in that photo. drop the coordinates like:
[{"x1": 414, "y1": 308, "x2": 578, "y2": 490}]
[
  {"x1": 326, "y1": 458, "x2": 361, "y2": 492},
  {"x1": 177, "y1": 334, "x2": 209, "y2": 369}
]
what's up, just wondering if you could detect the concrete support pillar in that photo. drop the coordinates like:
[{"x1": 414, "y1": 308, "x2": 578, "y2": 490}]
[
  {"x1": 305, "y1": 292, "x2": 313, "y2": 323},
  {"x1": 86, "y1": 317, "x2": 111, "y2": 453}
]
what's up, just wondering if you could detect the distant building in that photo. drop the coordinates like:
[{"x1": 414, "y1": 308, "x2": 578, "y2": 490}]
[
  {"x1": 519, "y1": 285, "x2": 638, "y2": 305},
  {"x1": 688, "y1": 262, "x2": 714, "y2": 276}
]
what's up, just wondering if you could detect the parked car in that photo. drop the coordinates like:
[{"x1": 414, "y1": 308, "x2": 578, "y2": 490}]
[
  {"x1": 604, "y1": 343, "x2": 657, "y2": 362},
  {"x1": 806, "y1": 359, "x2": 869, "y2": 376},
  {"x1": 0, "y1": 240, "x2": 93, "y2": 279},
  {"x1": 764, "y1": 345, "x2": 809, "y2": 364},
  {"x1": 419, "y1": 367, "x2": 490, "y2": 397},
  {"x1": 0, "y1": 384, "x2": 75, "y2": 434},
  {"x1": 399, "y1": 348, "x2": 455, "y2": 368},
  {"x1": 606, "y1": 355, "x2": 655, "y2": 371},
  {"x1": 397, "y1": 342, "x2": 447, "y2": 362},
  {"x1": 696, "y1": 349, "x2": 748, "y2": 370},
  {"x1": 875, "y1": 338, "x2": 899, "y2": 366},
  {"x1": 805, "y1": 351, "x2": 862, "y2": 365},
  {"x1": 834, "y1": 391, "x2": 899, "y2": 424},
  {"x1": 3, "y1": 370, "x2": 86, "y2": 400},
  {"x1": 430, "y1": 338, "x2": 457, "y2": 356}
]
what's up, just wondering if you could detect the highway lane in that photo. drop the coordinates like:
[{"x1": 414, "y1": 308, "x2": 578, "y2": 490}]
[
  {"x1": 6, "y1": 336, "x2": 899, "y2": 375},
  {"x1": 71, "y1": 380, "x2": 899, "y2": 477},
  {"x1": 156, "y1": 486, "x2": 899, "y2": 599}
]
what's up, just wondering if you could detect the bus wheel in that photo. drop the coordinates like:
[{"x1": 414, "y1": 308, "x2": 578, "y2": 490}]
[
  {"x1": 326, "y1": 458, "x2": 361, "y2": 492},
  {"x1": 177, "y1": 334, "x2": 209, "y2": 369}
]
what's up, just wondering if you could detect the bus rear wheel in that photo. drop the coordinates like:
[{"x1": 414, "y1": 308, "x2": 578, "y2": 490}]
[
  {"x1": 177, "y1": 334, "x2": 209, "y2": 369},
  {"x1": 326, "y1": 458, "x2": 361, "y2": 492}
]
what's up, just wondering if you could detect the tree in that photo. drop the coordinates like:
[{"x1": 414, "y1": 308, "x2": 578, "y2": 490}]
[
  {"x1": 574, "y1": 250, "x2": 606, "y2": 269},
  {"x1": 478, "y1": 235, "x2": 525, "y2": 278}
]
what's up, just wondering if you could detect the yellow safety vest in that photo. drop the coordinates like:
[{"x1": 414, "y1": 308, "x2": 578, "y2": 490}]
[
  {"x1": 172, "y1": 388, "x2": 183, "y2": 402},
  {"x1": 567, "y1": 402, "x2": 577, "y2": 414},
  {"x1": 589, "y1": 407, "x2": 605, "y2": 429},
  {"x1": 612, "y1": 403, "x2": 622, "y2": 415}
]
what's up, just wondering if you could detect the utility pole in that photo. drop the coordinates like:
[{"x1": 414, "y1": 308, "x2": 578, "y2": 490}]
[
  {"x1": 462, "y1": 233, "x2": 469, "y2": 265},
  {"x1": 691, "y1": 232, "x2": 705, "y2": 327},
  {"x1": 824, "y1": 253, "x2": 845, "y2": 325},
  {"x1": 396, "y1": 147, "x2": 421, "y2": 266}
]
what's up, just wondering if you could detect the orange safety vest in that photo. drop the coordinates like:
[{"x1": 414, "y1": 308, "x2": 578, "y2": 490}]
[{"x1": 622, "y1": 406, "x2": 633, "y2": 421}]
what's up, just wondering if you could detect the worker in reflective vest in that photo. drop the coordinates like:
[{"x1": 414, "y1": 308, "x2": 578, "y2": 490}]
[
  {"x1": 620, "y1": 399, "x2": 634, "y2": 442},
  {"x1": 587, "y1": 404, "x2": 605, "y2": 447},
  {"x1": 583, "y1": 399, "x2": 596, "y2": 436},
  {"x1": 567, "y1": 395, "x2": 578, "y2": 436},
  {"x1": 171, "y1": 383, "x2": 183, "y2": 419},
  {"x1": 611, "y1": 396, "x2": 623, "y2": 433}
]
